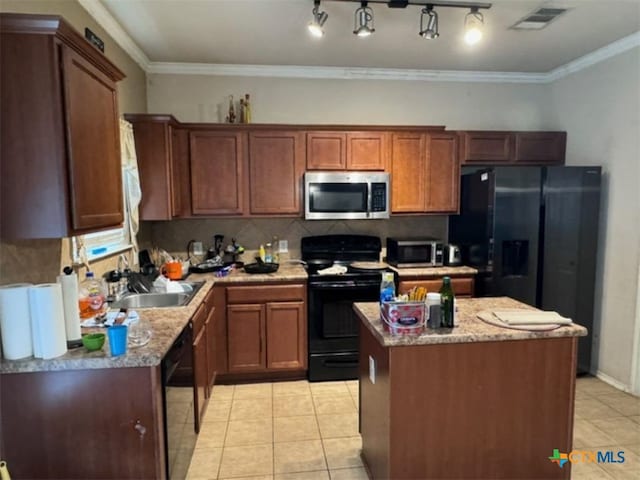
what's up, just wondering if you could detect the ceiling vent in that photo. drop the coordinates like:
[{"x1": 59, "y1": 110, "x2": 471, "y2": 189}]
[{"x1": 510, "y1": 7, "x2": 568, "y2": 30}]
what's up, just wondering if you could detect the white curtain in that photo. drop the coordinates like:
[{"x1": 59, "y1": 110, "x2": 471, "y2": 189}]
[{"x1": 120, "y1": 118, "x2": 142, "y2": 264}]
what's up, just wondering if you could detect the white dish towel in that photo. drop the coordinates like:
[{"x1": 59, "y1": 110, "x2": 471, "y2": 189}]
[{"x1": 492, "y1": 309, "x2": 572, "y2": 325}]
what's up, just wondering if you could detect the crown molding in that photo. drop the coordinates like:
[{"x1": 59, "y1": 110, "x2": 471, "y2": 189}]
[
  {"x1": 146, "y1": 62, "x2": 547, "y2": 83},
  {"x1": 81, "y1": 1, "x2": 638, "y2": 84},
  {"x1": 77, "y1": 0, "x2": 150, "y2": 71},
  {"x1": 545, "y1": 30, "x2": 640, "y2": 83}
]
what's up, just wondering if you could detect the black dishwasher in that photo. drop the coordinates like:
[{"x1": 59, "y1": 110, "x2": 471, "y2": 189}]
[{"x1": 162, "y1": 325, "x2": 196, "y2": 479}]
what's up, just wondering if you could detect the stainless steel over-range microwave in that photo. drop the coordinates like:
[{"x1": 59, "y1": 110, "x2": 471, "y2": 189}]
[{"x1": 304, "y1": 171, "x2": 390, "y2": 220}]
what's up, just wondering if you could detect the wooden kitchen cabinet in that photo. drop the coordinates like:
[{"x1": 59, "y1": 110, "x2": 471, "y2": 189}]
[
  {"x1": 514, "y1": 132, "x2": 567, "y2": 164},
  {"x1": 266, "y1": 302, "x2": 306, "y2": 370},
  {"x1": 190, "y1": 130, "x2": 246, "y2": 215},
  {"x1": 459, "y1": 131, "x2": 513, "y2": 164},
  {"x1": 459, "y1": 130, "x2": 566, "y2": 165},
  {"x1": 390, "y1": 132, "x2": 460, "y2": 214},
  {"x1": 1, "y1": 367, "x2": 165, "y2": 479},
  {"x1": 191, "y1": 304, "x2": 208, "y2": 432},
  {"x1": 227, "y1": 304, "x2": 266, "y2": 373},
  {"x1": 224, "y1": 283, "x2": 307, "y2": 377},
  {"x1": 399, "y1": 276, "x2": 475, "y2": 297},
  {"x1": 248, "y1": 130, "x2": 305, "y2": 214},
  {"x1": 426, "y1": 132, "x2": 460, "y2": 213},
  {"x1": 1, "y1": 14, "x2": 125, "y2": 238},
  {"x1": 306, "y1": 131, "x2": 388, "y2": 171},
  {"x1": 125, "y1": 114, "x2": 191, "y2": 220},
  {"x1": 205, "y1": 292, "x2": 217, "y2": 391}
]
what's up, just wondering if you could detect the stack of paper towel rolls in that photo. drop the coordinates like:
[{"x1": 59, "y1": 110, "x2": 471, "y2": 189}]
[{"x1": 0, "y1": 281, "x2": 73, "y2": 360}]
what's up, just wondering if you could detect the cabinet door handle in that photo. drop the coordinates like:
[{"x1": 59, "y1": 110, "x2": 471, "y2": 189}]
[{"x1": 134, "y1": 419, "x2": 146, "y2": 438}]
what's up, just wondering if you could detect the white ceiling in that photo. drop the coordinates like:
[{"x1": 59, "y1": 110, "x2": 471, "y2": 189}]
[{"x1": 100, "y1": 0, "x2": 640, "y2": 73}]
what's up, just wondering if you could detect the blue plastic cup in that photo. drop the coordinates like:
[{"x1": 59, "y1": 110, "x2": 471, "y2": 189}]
[{"x1": 108, "y1": 325, "x2": 128, "y2": 356}]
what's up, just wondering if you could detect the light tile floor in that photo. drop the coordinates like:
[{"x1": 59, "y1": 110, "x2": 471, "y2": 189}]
[{"x1": 183, "y1": 376, "x2": 639, "y2": 480}]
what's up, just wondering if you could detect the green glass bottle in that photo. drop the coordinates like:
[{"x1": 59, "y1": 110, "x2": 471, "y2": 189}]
[{"x1": 439, "y1": 276, "x2": 455, "y2": 328}]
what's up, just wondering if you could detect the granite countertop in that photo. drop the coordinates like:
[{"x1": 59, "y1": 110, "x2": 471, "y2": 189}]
[
  {"x1": 0, "y1": 265, "x2": 308, "y2": 374},
  {"x1": 390, "y1": 265, "x2": 478, "y2": 278},
  {"x1": 355, "y1": 297, "x2": 588, "y2": 347},
  {"x1": 190, "y1": 262, "x2": 308, "y2": 284},
  {"x1": 0, "y1": 280, "x2": 215, "y2": 374}
]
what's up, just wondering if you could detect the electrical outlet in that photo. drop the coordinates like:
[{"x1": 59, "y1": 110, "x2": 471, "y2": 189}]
[
  {"x1": 278, "y1": 239, "x2": 288, "y2": 253},
  {"x1": 369, "y1": 355, "x2": 376, "y2": 384}
]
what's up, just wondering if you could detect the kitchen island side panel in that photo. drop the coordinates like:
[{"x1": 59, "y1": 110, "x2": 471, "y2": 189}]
[
  {"x1": 359, "y1": 322, "x2": 391, "y2": 480},
  {"x1": 359, "y1": 322, "x2": 577, "y2": 479}
]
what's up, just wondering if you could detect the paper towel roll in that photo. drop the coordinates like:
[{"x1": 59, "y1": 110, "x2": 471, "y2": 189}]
[
  {"x1": 57, "y1": 273, "x2": 81, "y2": 341},
  {"x1": 0, "y1": 283, "x2": 34, "y2": 360},
  {"x1": 28, "y1": 284, "x2": 67, "y2": 359}
]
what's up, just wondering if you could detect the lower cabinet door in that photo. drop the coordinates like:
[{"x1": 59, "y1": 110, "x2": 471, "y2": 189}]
[
  {"x1": 205, "y1": 306, "x2": 216, "y2": 393},
  {"x1": 227, "y1": 304, "x2": 266, "y2": 373},
  {"x1": 265, "y1": 301, "x2": 306, "y2": 370},
  {"x1": 192, "y1": 326, "x2": 208, "y2": 433}
]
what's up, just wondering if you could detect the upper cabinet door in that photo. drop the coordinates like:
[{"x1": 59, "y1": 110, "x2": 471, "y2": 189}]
[
  {"x1": 171, "y1": 128, "x2": 192, "y2": 217},
  {"x1": 459, "y1": 131, "x2": 513, "y2": 164},
  {"x1": 514, "y1": 132, "x2": 567, "y2": 164},
  {"x1": 426, "y1": 133, "x2": 459, "y2": 213},
  {"x1": 390, "y1": 133, "x2": 426, "y2": 213},
  {"x1": 306, "y1": 132, "x2": 347, "y2": 170},
  {"x1": 248, "y1": 130, "x2": 304, "y2": 214},
  {"x1": 346, "y1": 132, "x2": 388, "y2": 170},
  {"x1": 62, "y1": 46, "x2": 123, "y2": 231},
  {"x1": 190, "y1": 131, "x2": 246, "y2": 215}
]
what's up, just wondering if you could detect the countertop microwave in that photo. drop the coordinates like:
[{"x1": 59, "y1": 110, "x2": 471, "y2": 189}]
[
  {"x1": 386, "y1": 237, "x2": 444, "y2": 267},
  {"x1": 304, "y1": 171, "x2": 390, "y2": 220}
]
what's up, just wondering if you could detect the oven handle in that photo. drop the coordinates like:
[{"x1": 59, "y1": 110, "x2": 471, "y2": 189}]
[
  {"x1": 324, "y1": 360, "x2": 359, "y2": 368},
  {"x1": 310, "y1": 281, "x2": 380, "y2": 289}
]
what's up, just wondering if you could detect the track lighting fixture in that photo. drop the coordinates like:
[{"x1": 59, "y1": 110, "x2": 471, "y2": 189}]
[
  {"x1": 308, "y1": 0, "x2": 328, "y2": 37},
  {"x1": 307, "y1": 1, "x2": 491, "y2": 44},
  {"x1": 419, "y1": 5, "x2": 439, "y2": 39},
  {"x1": 353, "y1": 1, "x2": 375, "y2": 37},
  {"x1": 464, "y1": 6, "x2": 484, "y2": 45}
]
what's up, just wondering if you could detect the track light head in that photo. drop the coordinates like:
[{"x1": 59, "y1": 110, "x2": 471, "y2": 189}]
[
  {"x1": 419, "y1": 5, "x2": 439, "y2": 39},
  {"x1": 308, "y1": 0, "x2": 328, "y2": 37},
  {"x1": 464, "y1": 6, "x2": 484, "y2": 45},
  {"x1": 353, "y1": 2, "x2": 375, "y2": 37}
]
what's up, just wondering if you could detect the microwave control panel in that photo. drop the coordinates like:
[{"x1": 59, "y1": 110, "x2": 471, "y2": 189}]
[{"x1": 371, "y1": 183, "x2": 387, "y2": 212}]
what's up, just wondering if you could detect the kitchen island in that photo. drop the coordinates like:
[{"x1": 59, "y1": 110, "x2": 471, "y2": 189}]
[{"x1": 354, "y1": 297, "x2": 587, "y2": 480}]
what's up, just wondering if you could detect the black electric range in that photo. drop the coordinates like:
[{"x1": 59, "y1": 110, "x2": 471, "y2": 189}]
[{"x1": 302, "y1": 235, "x2": 393, "y2": 381}]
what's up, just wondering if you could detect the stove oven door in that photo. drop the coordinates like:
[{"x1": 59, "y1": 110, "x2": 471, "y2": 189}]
[{"x1": 308, "y1": 279, "x2": 379, "y2": 381}]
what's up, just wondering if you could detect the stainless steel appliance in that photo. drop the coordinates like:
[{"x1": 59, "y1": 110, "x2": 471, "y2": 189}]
[
  {"x1": 449, "y1": 166, "x2": 601, "y2": 374},
  {"x1": 303, "y1": 235, "x2": 395, "y2": 381},
  {"x1": 386, "y1": 237, "x2": 444, "y2": 267},
  {"x1": 444, "y1": 244, "x2": 462, "y2": 266},
  {"x1": 304, "y1": 171, "x2": 390, "y2": 220}
]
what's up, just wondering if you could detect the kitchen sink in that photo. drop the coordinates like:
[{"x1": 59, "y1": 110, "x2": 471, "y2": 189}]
[{"x1": 110, "y1": 281, "x2": 205, "y2": 309}]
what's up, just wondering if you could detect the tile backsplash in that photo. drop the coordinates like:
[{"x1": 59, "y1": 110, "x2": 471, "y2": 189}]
[{"x1": 140, "y1": 216, "x2": 448, "y2": 260}]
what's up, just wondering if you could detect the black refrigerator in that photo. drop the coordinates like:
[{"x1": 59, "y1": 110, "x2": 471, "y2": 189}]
[{"x1": 449, "y1": 166, "x2": 601, "y2": 374}]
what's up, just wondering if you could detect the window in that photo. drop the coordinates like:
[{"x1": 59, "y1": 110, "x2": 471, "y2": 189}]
[{"x1": 73, "y1": 224, "x2": 131, "y2": 262}]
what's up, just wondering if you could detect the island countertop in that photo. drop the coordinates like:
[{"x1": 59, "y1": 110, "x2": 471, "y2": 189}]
[{"x1": 355, "y1": 297, "x2": 588, "y2": 347}]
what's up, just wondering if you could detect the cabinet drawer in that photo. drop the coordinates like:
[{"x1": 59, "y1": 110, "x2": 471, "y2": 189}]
[
  {"x1": 399, "y1": 277, "x2": 475, "y2": 297},
  {"x1": 226, "y1": 284, "x2": 305, "y2": 304},
  {"x1": 204, "y1": 286, "x2": 215, "y2": 309}
]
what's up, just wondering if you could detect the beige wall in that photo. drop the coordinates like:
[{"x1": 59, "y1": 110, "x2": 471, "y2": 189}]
[
  {"x1": 147, "y1": 74, "x2": 547, "y2": 129},
  {"x1": 0, "y1": 0, "x2": 147, "y2": 284},
  {"x1": 544, "y1": 47, "x2": 640, "y2": 389}
]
